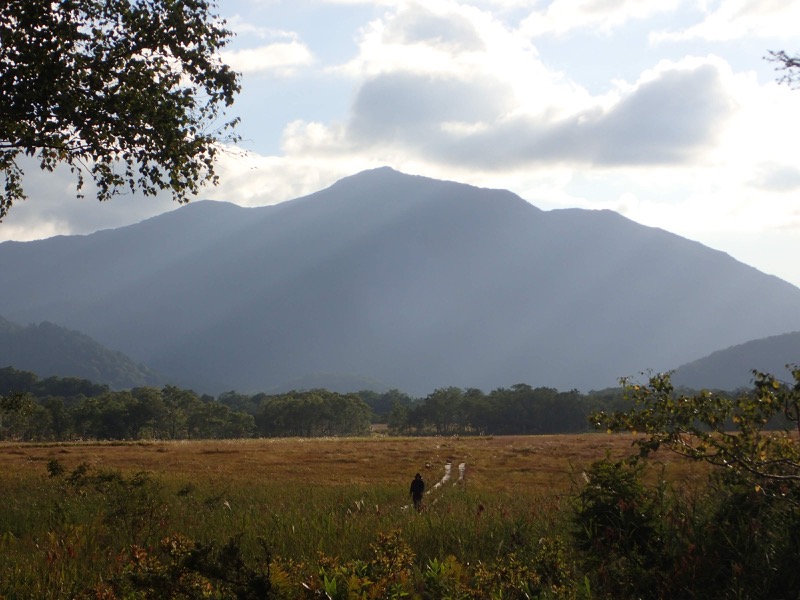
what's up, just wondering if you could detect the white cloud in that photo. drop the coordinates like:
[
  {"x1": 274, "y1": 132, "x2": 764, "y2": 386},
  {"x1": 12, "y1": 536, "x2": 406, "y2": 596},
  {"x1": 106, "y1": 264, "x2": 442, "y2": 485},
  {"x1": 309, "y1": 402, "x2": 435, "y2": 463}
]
[
  {"x1": 320, "y1": 0, "x2": 399, "y2": 4},
  {"x1": 568, "y1": 60, "x2": 800, "y2": 239},
  {"x1": 520, "y1": 0, "x2": 681, "y2": 37},
  {"x1": 653, "y1": 0, "x2": 800, "y2": 42},
  {"x1": 203, "y1": 150, "x2": 350, "y2": 206},
  {"x1": 335, "y1": 2, "x2": 541, "y2": 78},
  {"x1": 750, "y1": 164, "x2": 800, "y2": 192},
  {"x1": 224, "y1": 16, "x2": 299, "y2": 41},
  {"x1": 295, "y1": 52, "x2": 736, "y2": 171},
  {"x1": 0, "y1": 217, "x2": 66, "y2": 243},
  {"x1": 221, "y1": 41, "x2": 314, "y2": 75},
  {"x1": 0, "y1": 158, "x2": 179, "y2": 241}
]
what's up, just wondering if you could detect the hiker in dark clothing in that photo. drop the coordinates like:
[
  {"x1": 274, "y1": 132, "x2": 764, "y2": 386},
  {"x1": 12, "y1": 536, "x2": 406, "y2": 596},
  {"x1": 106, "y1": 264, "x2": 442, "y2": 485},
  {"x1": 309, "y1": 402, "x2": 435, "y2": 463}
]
[{"x1": 410, "y1": 473, "x2": 425, "y2": 511}]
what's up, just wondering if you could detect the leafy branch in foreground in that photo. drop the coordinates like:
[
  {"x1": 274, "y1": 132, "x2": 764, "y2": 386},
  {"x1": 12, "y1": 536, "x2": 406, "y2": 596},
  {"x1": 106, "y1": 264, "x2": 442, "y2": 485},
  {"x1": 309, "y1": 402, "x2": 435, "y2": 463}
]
[
  {"x1": 0, "y1": 0, "x2": 240, "y2": 219},
  {"x1": 593, "y1": 367, "x2": 800, "y2": 490}
]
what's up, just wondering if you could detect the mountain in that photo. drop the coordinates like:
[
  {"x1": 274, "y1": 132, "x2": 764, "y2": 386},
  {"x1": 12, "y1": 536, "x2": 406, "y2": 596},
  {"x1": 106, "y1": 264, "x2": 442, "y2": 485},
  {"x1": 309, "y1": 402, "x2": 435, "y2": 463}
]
[
  {"x1": 672, "y1": 331, "x2": 800, "y2": 391},
  {"x1": 0, "y1": 316, "x2": 162, "y2": 389},
  {"x1": 1, "y1": 167, "x2": 800, "y2": 395}
]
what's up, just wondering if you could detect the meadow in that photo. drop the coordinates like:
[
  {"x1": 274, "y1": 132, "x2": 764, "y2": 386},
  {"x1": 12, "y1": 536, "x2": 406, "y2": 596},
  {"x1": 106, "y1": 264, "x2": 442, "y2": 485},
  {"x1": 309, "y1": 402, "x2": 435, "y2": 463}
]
[{"x1": 0, "y1": 434, "x2": 712, "y2": 599}]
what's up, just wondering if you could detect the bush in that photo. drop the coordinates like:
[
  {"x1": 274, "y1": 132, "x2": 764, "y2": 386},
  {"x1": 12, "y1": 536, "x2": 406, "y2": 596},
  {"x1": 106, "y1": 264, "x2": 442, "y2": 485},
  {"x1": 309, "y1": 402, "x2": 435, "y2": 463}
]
[
  {"x1": 591, "y1": 368, "x2": 800, "y2": 599},
  {"x1": 571, "y1": 457, "x2": 665, "y2": 598}
]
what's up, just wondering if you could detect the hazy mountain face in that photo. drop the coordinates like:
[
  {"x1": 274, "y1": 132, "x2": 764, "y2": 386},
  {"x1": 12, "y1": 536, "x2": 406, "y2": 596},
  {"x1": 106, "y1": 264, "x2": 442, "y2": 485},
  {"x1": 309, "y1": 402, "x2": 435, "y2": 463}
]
[
  {"x1": 0, "y1": 316, "x2": 161, "y2": 389},
  {"x1": 2, "y1": 167, "x2": 800, "y2": 395},
  {"x1": 672, "y1": 331, "x2": 800, "y2": 391}
]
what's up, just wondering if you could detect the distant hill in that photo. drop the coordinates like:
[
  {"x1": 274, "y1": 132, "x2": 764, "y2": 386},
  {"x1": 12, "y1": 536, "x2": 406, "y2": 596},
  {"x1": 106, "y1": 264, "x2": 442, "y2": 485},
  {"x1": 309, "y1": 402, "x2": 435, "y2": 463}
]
[
  {"x1": 1, "y1": 167, "x2": 800, "y2": 395},
  {"x1": 672, "y1": 331, "x2": 800, "y2": 391},
  {"x1": 0, "y1": 316, "x2": 162, "y2": 390}
]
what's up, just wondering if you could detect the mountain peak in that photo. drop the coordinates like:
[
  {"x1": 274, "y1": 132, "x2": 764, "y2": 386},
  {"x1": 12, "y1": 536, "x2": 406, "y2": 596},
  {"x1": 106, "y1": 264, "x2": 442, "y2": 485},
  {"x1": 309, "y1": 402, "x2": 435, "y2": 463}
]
[{"x1": 1, "y1": 170, "x2": 799, "y2": 394}]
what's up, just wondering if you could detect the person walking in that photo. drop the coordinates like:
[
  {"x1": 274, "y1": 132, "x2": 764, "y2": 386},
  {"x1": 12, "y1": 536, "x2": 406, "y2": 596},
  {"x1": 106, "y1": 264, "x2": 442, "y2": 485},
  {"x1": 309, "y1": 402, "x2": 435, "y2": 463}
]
[{"x1": 410, "y1": 472, "x2": 425, "y2": 511}]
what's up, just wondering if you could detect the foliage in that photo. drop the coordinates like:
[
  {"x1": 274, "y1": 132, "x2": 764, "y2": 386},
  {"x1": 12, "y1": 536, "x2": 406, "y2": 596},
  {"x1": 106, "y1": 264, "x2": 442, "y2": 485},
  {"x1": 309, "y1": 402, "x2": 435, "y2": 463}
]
[
  {"x1": 0, "y1": 0, "x2": 240, "y2": 219},
  {"x1": 89, "y1": 534, "x2": 274, "y2": 599},
  {"x1": 50, "y1": 461, "x2": 169, "y2": 548},
  {"x1": 255, "y1": 389, "x2": 373, "y2": 437},
  {"x1": 0, "y1": 390, "x2": 51, "y2": 440},
  {"x1": 398, "y1": 384, "x2": 601, "y2": 436},
  {"x1": 292, "y1": 529, "x2": 578, "y2": 599},
  {"x1": 355, "y1": 388, "x2": 415, "y2": 423},
  {"x1": 0, "y1": 365, "x2": 40, "y2": 395},
  {"x1": 585, "y1": 368, "x2": 800, "y2": 598},
  {"x1": 594, "y1": 368, "x2": 800, "y2": 492},
  {"x1": 0, "y1": 372, "x2": 258, "y2": 441},
  {"x1": 0, "y1": 365, "x2": 108, "y2": 397},
  {"x1": 571, "y1": 458, "x2": 666, "y2": 598}
]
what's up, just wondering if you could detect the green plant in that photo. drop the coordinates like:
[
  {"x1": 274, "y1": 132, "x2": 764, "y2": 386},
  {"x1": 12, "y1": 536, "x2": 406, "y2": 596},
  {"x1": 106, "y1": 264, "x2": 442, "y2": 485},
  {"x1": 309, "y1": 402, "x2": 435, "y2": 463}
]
[
  {"x1": 53, "y1": 461, "x2": 169, "y2": 548},
  {"x1": 595, "y1": 368, "x2": 800, "y2": 491},
  {"x1": 591, "y1": 368, "x2": 800, "y2": 598},
  {"x1": 571, "y1": 457, "x2": 663, "y2": 598},
  {"x1": 82, "y1": 533, "x2": 274, "y2": 599}
]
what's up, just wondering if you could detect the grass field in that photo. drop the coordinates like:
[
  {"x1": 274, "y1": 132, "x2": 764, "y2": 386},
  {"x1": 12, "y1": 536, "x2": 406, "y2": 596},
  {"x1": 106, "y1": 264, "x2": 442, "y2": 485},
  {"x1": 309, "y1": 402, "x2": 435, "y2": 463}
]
[
  {"x1": 0, "y1": 433, "x2": 694, "y2": 490},
  {"x1": 0, "y1": 434, "x2": 708, "y2": 599}
]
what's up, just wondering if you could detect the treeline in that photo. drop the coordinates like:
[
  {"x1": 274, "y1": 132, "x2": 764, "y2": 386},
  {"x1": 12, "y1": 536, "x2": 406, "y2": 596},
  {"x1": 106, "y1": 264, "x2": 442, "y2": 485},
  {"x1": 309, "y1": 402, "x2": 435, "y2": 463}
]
[
  {"x1": 0, "y1": 367, "x2": 373, "y2": 441},
  {"x1": 0, "y1": 366, "x2": 632, "y2": 442},
  {"x1": 386, "y1": 384, "x2": 629, "y2": 435}
]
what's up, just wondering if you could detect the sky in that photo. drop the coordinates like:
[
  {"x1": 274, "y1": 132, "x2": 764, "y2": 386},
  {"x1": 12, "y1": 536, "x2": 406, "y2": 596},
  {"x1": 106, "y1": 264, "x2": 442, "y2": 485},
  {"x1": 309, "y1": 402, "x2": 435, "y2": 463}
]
[{"x1": 3, "y1": 0, "x2": 800, "y2": 288}]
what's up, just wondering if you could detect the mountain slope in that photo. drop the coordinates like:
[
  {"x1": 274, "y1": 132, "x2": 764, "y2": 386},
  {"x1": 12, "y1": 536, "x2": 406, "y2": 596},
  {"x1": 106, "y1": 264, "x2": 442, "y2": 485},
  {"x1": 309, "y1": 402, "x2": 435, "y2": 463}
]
[
  {"x1": 672, "y1": 331, "x2": 800, "y2": 390},
  {"x1": 0, "y1": 316, "x2": 162, "y2": 389},
  {"x1": 1, "y1": 167, "x2": 799, "y2": 394}
]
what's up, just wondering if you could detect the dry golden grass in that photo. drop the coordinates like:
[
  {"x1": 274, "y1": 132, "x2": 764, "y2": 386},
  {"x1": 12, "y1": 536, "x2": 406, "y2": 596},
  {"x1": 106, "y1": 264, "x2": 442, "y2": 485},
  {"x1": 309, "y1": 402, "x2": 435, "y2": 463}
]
[{"x1": 0, "y1": 433, "x2": 706, "y2": 493}]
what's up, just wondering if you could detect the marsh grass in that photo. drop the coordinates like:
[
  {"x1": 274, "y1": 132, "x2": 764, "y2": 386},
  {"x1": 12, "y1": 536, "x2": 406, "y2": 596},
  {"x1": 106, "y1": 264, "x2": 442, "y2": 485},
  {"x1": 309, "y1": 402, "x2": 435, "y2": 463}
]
[{"x1": 0, "y1": 435, "x2": 705, "y2": 598}]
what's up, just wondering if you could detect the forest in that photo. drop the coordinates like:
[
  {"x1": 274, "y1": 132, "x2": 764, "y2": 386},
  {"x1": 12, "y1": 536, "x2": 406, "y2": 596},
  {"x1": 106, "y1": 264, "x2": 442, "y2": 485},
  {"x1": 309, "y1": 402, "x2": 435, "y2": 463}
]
[{"x1": 0, "y1": 366, "x2": 636, "y2": 442}]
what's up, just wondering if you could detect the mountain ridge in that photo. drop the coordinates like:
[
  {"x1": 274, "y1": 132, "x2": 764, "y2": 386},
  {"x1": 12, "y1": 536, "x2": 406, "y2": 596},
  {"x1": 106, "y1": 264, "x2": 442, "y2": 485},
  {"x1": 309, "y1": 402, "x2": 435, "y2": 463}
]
[
  {"x1": 1, "y1": 167, "x2": 799, "y2": 395},
  {"x1": 0, "y1": 316, "x2": 162, "y2": 389},
  {"x1": 672, "y1": 331, "x2": 800, "y2": 390}
]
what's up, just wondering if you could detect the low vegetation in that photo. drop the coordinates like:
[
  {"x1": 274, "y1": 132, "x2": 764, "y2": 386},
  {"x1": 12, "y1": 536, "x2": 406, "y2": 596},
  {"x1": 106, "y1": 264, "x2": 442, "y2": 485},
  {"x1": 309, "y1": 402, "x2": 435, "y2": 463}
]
[
  {"x1": 0, "y1": 434, "x2": 648, "y2": 599},
  {"x1": 1, "y1": 367, "x2": 799, "y2": 598}
]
